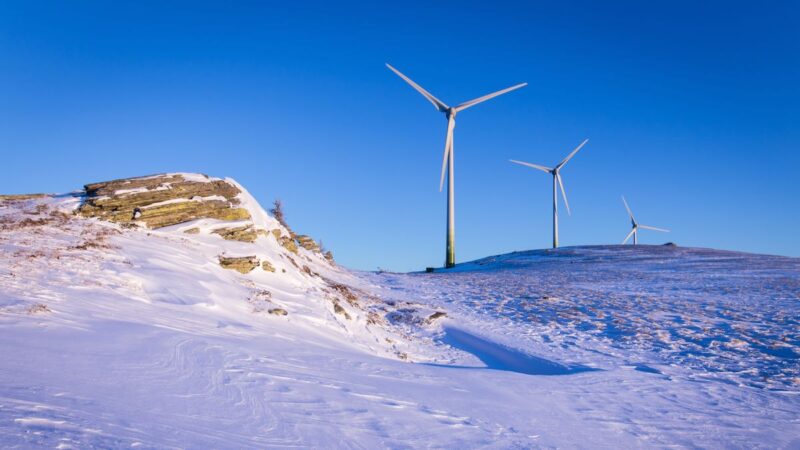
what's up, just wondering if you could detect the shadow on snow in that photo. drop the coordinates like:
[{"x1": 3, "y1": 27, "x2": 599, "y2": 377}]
[{"x1": 434, "y1": 327, "x2": 599, "y2": 376}]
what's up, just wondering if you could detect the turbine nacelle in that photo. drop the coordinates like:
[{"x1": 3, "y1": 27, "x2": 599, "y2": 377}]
[
  {"x1": 510, "y1": 139, "x2": 589, "y2": 248},
  {"x1": 621, "y1": 196, "x2": 670, "y2": 245},
  {"x1": 386, "y1": 62, "x2": 526, "y2": 266},
  {"x1": 385, "y1": 63, "x2": 526, "y2": 194}
]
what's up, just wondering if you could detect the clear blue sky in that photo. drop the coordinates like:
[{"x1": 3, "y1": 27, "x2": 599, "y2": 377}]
[{"x1": 1, "y1": 1, "x2": 798, "y2": 271}]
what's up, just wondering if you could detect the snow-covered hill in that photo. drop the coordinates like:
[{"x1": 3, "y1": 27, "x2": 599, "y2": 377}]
[{"x1": 1, "y1": 174, "x2": 798, "y2": 448}]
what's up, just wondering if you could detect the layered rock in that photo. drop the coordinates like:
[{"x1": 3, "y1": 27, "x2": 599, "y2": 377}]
[
  {"x1": 271, "y1": 229, "x2": 298, "y2": 254},
  {"x1": 219, "y1": 256, "x2": 260, "y2": 274},
  {"x1": 211, "y1": 225, "x2": 260, "y2": 243},
  {"x1": 295, "y1": 235, "x2": 320, "y2": 252},
  {"x1": 78, "y1": 173, "x2": 250, "y2": 229},
  {"x1": 73, "y1": 173, "x2": 335, "y2": 274},
  {"x1": 0, "y1": 193, "x2": 48, "y2": 202},
  {"x1": 261, "y1": 260, "x2": 276, "y2": 272}
]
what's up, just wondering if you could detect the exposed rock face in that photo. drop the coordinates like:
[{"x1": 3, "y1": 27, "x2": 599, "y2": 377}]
[
  {"x1": 295, "y1": 235, "x2": 320, "y2": 252},
  {"x1": 426, "y1": 311, "x2": 447, "y2": 324},
  {"x1": 261, "y1": 260, "x2": 276, "y2": 272},
  {"x1": 78, "y1": 174, "x2": 250, "y2": 229},
  {"x1": 327, "y1": 281, "x2": 359, "y2": 306},
  {"x1": 0, "y1": 193, "x2": 48, "y2": 202},
  {"x1": 72, "y1": 173, "x2": 336, "y2": 274},
  {"x1": 212, "y1": 225, "x2": 259, "y2": 243},
  {"x1": 218, "y1": 256, "x2": 259, "y2": 274},
  {"x1": 333, "y1": 302, "x2": 351, "y2": 320},
  {"x1": 272, "y1": 230, "x2": 298, "y2": 254}
]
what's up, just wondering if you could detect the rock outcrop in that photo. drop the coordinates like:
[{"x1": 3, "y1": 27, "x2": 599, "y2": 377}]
[
  {"x1": 78, "y1": 173, "x2": 250, "y2": 229},
  {"x1": 219, "y1": 256, "x2": 260, "y2": 274},
  {"x1": 211, "y1": 225, "x2": 260, "y2": 243},
  {"x1": 74, "y1": 173, "x2": 335, "y2": 273},
  {"x1": 0, "y1": 193, "x2": 48, "y2": 202},
  {"x1": 272, "y1": 230, "x2": 298, "y2": 254},
  {"x1": 261, "y1": 260, "x2": 276, "y2": 272},
  {"x1": 295, "y1": 235, "x2": 320, "y2": 252}
]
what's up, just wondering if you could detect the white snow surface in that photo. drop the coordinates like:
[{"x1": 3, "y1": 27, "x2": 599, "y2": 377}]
[{"x1": 1, "y1": 179, "x2": 799, "y2": 448}]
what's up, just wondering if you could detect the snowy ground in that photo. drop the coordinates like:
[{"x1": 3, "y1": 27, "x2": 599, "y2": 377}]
[
  {"x1": 1, "y1": 189, "x2": 799, "y2": 448},
  {"x1": 373, "y1": 246, "x2": 800, "y2": 391}
]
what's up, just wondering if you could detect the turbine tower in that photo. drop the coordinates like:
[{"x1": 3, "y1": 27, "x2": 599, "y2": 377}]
[
  {"x1": 386, "y1": 63, "x2": 526, "y2": 268},
  {"x1": 621, "y1": 196, "x2": 669, "y2": 245},
  {"x1": 510, "y1": 139, "x2": 589, "y2": 248}
]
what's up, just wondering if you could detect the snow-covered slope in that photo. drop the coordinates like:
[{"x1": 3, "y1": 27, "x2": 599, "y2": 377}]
[
  {"x1": 1, "y1": 176, "x2": 799, "y2": 448},
  {"x1": 0, "y1": 174, "x2": 437, "y2": 362}
]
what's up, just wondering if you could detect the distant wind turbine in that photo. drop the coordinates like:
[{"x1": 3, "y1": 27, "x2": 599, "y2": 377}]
[
  {"x1": 510, "y1": 139, "x2": 589, "y2": 249},
  {"x1": 621, "y1": 196, "x2": 669, "y2": 245},
  {"x1": 386, "y1": 63, "x2": 527, "y2": 268}
]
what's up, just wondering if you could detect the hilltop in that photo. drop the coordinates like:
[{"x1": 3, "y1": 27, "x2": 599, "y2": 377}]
[
  {"x1": 0, "y1": 174, "x2": 798, "y2": 448},
  {"x1": 0, "y1": 173, "x2": 448, "y2": 360}
]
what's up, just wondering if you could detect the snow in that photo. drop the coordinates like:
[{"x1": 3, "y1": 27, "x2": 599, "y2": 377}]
[
  {"x1": 135, "y1": 172, "x2": 216, "y2": 184},
  {"x1": 140, "y1": 195, "x2": 230, "y2": 209},
  {"x1": 440, "y1": 326, "x2": 596, "y2": 375},
  {"x1": 173, "y1": 172, "x2": 215, "y2": 183},
  {"x1": 387, "y1": 246, "x2": 800, "y2": 390},
  {"x1": 226, "y1": 177, "x2": 280, "y2": 232},
  {"x1": 111, "y1": 173, "x2": 216, "y2": 197},
  {"x1": 112, "y1": 187, "x2": 150, "y2": 196},
  {"x1": 1, "y1": 181, "x2": 799, "y2": 448}
]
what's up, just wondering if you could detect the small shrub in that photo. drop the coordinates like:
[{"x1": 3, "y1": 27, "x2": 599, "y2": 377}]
[
  {"x1": 27, "y1": 303, "x2": 51, "y2": 314},
  {"x1": 270, "y1": 199, "x2": 287, "y2": 228}
]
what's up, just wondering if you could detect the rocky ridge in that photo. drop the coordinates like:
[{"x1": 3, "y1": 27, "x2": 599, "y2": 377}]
[
  {"x1": 1, "y1": 172, "x2": 445, "y2": 361},
  {"x1": 78, "y1": 173, "x2": 250, "y2": 229},
  {"x1": 77, "y1": 173, "x2": 329, "y2": 261}
]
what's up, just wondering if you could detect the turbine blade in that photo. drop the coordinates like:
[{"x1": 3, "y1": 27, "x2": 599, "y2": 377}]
[
  {"x1": 386, "y1": 63, "x2": 449, "y2": 112},
  {"x1": 557, "y1": 173, "x2": 571, "y2": 216},
  {"x1": 454, "y1": 82, "x2": 527, "y2": 112},
  {"x1": 557, "y1": 138, "x2": 589, "y2": 169},
  {"x1": 509, "y1": 160, "x2": 552, "y2": 174},
  {"x1": 639, "y1": 224, "x2": 670, "y2": 233},
  {"x1": 439, "y1": 118, "x2": 455, "y2": 191},
  {"x1": 622, "y1": 228, "x2": 636, "y2": 244},
  {"x1": 621, "y1": 195, "x2": 635, "y2": 221}
]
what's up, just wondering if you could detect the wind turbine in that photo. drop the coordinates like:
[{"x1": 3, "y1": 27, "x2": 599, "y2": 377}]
[
  {"x1": 621, "y1": 196, "x2": 669, "y2": 245},
  {"x1": 386, "y1": 63, "x2": 526, "y2": 268},
  {"x1": 510, "y1": 139, "x2": 589, "y2": 248}
]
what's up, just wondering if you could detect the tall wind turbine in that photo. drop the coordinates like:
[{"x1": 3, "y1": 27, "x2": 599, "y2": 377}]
[
  {"x1": 386, "y1": 63, "x2": 526, "y2": 268},
  {"x1": 510, "y1": 139, "x2": 589, "y2": 248},
  {"x1": 621, "y1": 196, "x2": 669, "y2": 245}
]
